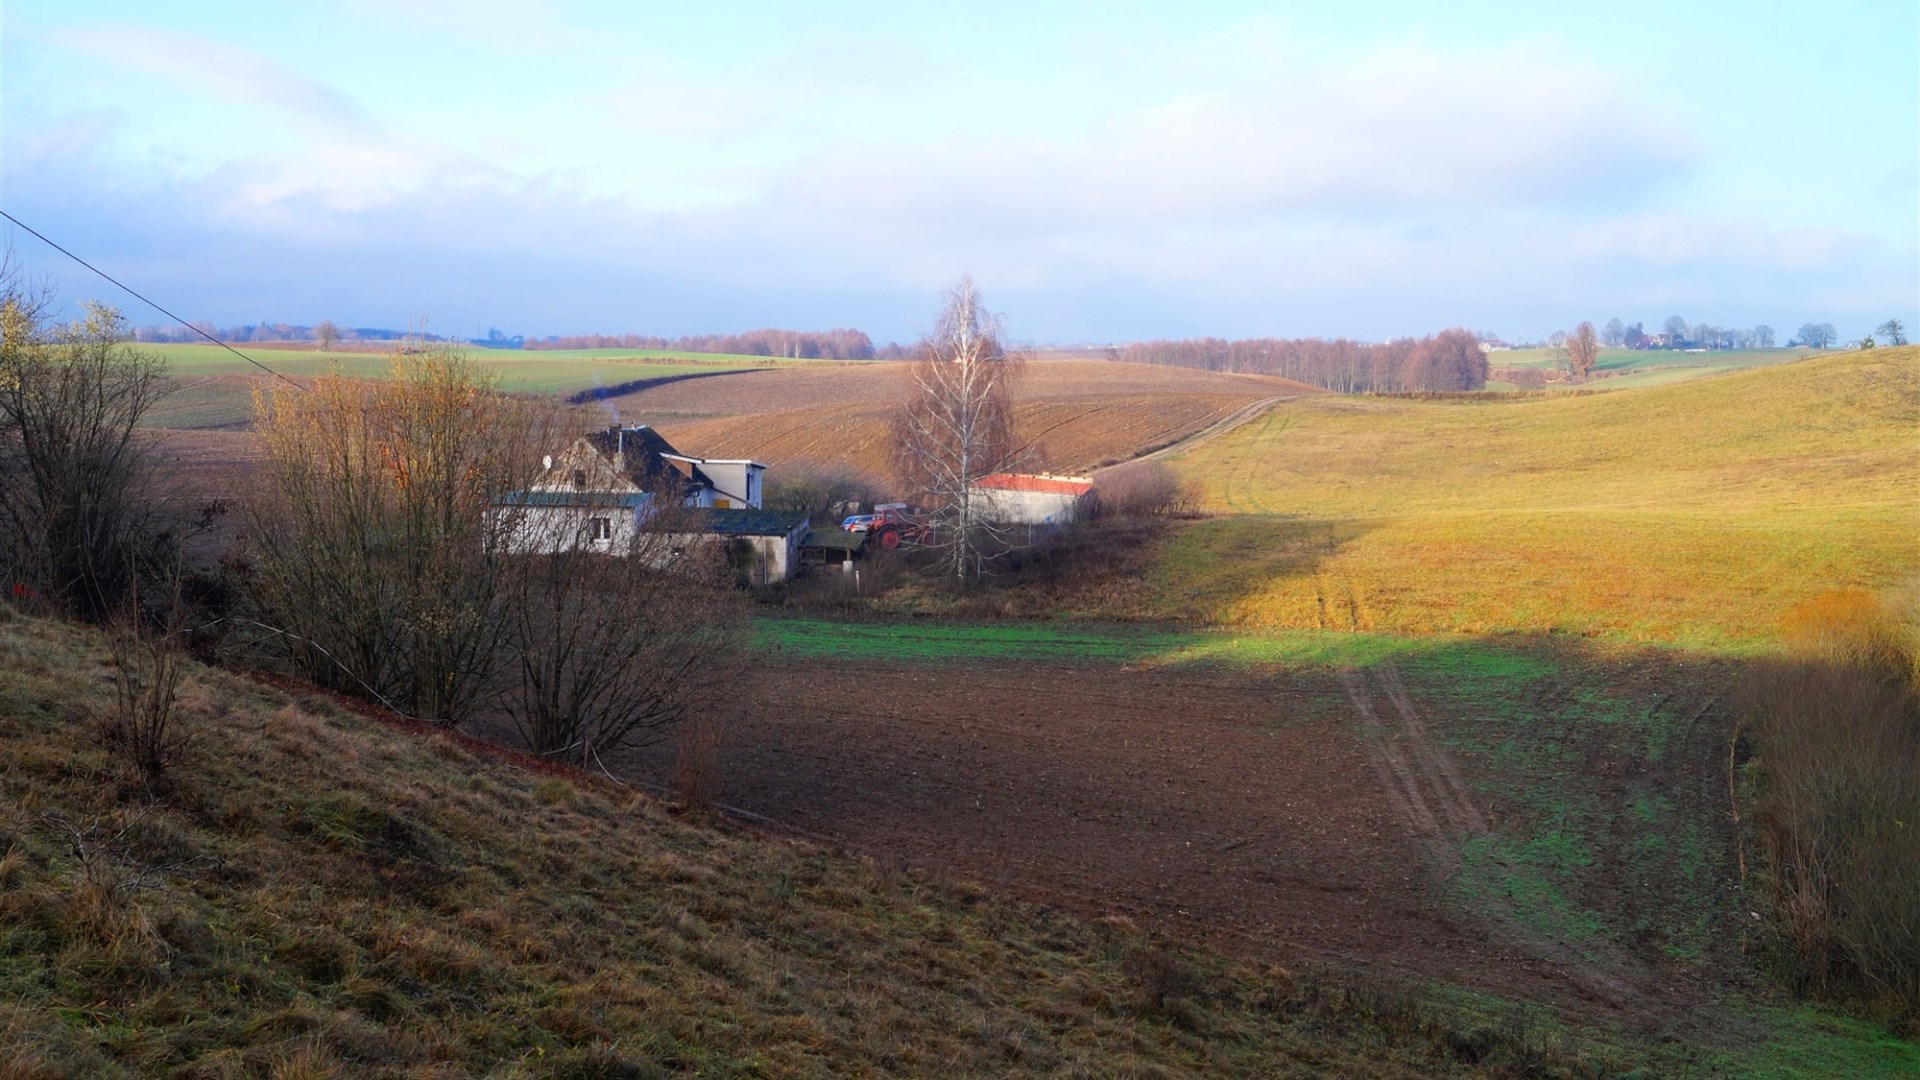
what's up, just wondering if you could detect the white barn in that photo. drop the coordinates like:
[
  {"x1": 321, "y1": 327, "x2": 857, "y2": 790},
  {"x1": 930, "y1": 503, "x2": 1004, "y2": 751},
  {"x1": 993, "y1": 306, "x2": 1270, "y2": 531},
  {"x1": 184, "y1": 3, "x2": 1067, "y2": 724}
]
[{"x1": 967, "y1": 473, "x2": 1096, "y2": 525}]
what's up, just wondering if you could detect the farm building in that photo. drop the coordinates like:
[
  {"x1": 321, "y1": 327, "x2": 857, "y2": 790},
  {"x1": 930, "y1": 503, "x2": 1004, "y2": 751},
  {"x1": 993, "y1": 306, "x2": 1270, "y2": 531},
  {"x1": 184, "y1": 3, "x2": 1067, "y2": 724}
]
[
  {"x1": 669, "y1": 509, "x2": 810, "y2": 586},
  {"x1": 968, "y1": 473, "x2": 1096, "y2": 525},
  {"x1": 800, "y1": 527, "x2": 867, "y2": 571}
]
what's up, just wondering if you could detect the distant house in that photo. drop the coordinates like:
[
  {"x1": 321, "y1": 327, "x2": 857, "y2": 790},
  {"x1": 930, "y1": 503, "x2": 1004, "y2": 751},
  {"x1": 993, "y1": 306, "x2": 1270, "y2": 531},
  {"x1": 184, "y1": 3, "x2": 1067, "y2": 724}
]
[
  {"x1": 496, "y1": 425, "x2": 772, "y2": 563},
  {"x1": 968, "y1": 473, "x2": 1096, "y2": 525}
]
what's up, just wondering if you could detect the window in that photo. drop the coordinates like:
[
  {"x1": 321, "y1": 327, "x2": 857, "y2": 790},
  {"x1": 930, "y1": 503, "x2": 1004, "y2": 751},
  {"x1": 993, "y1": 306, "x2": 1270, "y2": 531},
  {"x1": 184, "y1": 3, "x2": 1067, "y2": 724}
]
[
  {"x1": 572, "y1": 469, "x2": 588, "y2": 490},
  {"x1": 589, "y1": 517, "x2": 612, "y2": 541}
]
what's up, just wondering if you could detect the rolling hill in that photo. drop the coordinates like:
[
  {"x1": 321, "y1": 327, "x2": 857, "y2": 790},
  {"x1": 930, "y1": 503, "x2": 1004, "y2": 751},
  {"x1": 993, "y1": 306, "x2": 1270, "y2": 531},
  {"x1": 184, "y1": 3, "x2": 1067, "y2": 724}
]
[{"x1": 1154, "y1": 346, "x2": 1919, "y2": 647}]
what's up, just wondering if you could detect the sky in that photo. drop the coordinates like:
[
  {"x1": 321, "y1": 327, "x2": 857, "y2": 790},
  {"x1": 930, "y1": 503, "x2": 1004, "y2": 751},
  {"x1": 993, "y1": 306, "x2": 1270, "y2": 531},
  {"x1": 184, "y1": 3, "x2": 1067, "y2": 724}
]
[{"x1": 3, "y1": 1, "x2": 1915, "y2": 345}]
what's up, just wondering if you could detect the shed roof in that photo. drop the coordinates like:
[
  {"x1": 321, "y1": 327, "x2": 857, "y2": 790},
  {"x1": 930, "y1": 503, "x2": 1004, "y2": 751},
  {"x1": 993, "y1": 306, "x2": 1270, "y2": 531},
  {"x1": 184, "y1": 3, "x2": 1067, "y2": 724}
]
[
  {"x1": 702, "y1": 509, "x2": 809, "y2": 537},
  {"x1": 971, "y1": 473, "x2": 1095, "y2": 496}
]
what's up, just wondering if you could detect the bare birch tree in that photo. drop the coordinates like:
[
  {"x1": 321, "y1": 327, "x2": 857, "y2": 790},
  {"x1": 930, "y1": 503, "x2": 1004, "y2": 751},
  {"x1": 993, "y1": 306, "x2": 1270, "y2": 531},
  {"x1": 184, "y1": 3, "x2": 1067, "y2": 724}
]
[{"x1": 890, "y1": 277, "x2": 1025, "y2": 585}]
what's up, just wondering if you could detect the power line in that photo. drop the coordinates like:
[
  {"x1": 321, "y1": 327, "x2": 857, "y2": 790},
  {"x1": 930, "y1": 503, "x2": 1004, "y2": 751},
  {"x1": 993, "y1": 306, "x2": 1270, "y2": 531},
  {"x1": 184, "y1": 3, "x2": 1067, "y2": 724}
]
[{"x1": 0, "y1": 209, "x2": 303, "y2": 389}]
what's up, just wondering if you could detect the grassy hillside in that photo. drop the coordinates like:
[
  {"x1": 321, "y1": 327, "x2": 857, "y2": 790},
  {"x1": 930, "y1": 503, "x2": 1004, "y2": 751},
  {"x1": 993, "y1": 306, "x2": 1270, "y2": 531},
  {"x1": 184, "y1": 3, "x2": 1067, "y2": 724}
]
[
  {"x1": 0, "y1": 608, "x2": 1649, "y2": 1079},
  {"x1": 1160, "y1": 347, "x2": 1918, "y2": 647}
]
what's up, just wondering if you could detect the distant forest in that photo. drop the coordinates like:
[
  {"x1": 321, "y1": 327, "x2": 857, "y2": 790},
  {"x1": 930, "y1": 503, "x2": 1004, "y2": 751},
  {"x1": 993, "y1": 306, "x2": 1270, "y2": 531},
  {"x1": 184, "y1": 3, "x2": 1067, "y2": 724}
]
[
  {"x1": 522, "y1": 328, "x2": 879, "y2": 360},
  {"x1": 1118, "y1": 330, "x2": 1490, "y2": 393}
]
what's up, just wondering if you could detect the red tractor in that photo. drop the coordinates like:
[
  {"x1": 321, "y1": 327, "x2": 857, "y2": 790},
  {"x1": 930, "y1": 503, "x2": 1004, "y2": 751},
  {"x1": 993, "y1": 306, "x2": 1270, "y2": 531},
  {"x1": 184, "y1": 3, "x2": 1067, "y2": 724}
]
[{"x1": 841, "y1": 503, "x2": 927, "y2": 550}]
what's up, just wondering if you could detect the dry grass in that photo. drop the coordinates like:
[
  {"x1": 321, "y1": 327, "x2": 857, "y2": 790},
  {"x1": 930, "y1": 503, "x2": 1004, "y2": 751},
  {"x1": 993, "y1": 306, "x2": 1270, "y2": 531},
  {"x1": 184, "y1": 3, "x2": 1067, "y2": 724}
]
[
  {"x1": 1743, "y1": 586, "x2": 1920, "y2": 1022},
  {"x1": 0, "y1": 606, "x2": 1605, "y2": 1078},
  {"x1": 1161, "y1": 347, "x2": 1920, "y2": 647}
]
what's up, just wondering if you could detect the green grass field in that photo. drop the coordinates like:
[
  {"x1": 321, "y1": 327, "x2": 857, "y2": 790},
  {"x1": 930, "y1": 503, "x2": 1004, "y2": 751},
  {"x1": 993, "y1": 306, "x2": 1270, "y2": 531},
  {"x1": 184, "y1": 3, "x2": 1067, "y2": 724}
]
[
  {"x1": 1486, "y1": 347, "x2": 1813, "y2": 393},
  {"x1": 137, "y1": 344, "x2": 807, "y2": 429},
  {"x1": 1158, "y1": 347, "x2": 1919, "y2": 648}
]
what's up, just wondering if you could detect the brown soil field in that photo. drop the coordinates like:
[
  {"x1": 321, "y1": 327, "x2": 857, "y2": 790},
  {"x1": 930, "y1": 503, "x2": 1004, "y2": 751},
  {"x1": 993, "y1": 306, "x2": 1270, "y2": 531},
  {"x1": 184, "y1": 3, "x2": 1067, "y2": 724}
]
[
  {"x1": 600, "y1": 359, "x2": 1318, "y2": 478},
  {"x1": 610, "y1": 652, "x2": 1740, "y2": 1027}
]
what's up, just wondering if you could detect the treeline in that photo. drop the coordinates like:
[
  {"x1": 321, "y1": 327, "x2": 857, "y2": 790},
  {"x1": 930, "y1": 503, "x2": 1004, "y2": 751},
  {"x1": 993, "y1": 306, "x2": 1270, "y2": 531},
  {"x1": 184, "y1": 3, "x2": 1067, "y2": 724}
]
[
  {"x1": 133, "y1": 323, "x2": 431, "y2": 344},
  {"x1": 1116, "y1": 329, "x2": 1489, "y2": 393},
  {"x1": 522, "y1": 327, "x2": 877, "y2": 360}
]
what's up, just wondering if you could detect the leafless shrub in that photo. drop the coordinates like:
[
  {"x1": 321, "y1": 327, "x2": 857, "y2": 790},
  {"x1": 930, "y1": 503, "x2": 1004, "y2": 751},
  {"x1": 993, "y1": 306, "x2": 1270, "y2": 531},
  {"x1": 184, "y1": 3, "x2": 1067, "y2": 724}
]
[
  {"x1": 0, "y1": 277, "x2": 174, "y2": 624},
  {"x1": 499, "y1": 500, "x2": 744, "y2": 768},
  {"x1": 1090, "y1": 460, "x2": 1195, "y2": 520},
  {"x1": 1743, "y1": 587, "x2": 1920, "y2": 1019},
  {"x1": 244, "y1": 344, "x2": 558, "y2": 724},
  {"x1": 104, "y1": 599, "x2": 188, "y2": 799}
]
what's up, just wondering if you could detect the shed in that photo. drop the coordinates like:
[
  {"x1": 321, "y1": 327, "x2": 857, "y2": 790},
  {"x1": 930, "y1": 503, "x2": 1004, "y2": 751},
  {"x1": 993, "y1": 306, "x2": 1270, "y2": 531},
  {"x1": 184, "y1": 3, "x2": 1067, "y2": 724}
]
[
  {"x1": 967, "y1": 472, "x2": 1096, "y2": 525},
  {"x1": 682, "y1": 509, "x2": 810, "y2": 585}
]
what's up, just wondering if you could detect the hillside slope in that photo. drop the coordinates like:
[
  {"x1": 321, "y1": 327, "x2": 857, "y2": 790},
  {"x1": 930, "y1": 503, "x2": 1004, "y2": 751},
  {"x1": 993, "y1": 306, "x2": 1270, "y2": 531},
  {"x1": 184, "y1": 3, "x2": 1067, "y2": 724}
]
[
  {"x1": 1161, "y1": 347, "x2": 1919, "y2": 646},
  {"x1": 1, "y1": 609, "x2": 1588, "y2": 1079}
]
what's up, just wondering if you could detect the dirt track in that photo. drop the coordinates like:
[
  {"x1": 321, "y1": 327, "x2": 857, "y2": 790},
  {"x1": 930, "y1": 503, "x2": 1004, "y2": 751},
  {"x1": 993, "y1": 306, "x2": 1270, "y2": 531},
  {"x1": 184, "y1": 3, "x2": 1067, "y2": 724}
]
[{"x1": 613, "y1": 656, "x2": 1708, "y2": 1018}]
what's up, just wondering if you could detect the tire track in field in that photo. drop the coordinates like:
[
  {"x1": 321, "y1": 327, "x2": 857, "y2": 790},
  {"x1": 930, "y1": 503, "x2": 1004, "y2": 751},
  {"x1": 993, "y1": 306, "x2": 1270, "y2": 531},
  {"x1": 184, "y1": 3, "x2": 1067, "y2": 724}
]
[{"x1": 1340, "y1": 662, "x2": 1642, "y2": 1010}]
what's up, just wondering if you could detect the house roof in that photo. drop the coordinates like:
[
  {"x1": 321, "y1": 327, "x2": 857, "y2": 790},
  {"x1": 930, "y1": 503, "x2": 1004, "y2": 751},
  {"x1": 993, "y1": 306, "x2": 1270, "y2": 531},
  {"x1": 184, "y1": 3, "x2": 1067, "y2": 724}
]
[
  {"x1": 498, "y1": 490, "x2": 652, "y2": 509},
  {"x1": 701, "y1": 509, "x2": 809, "y2": 537},
  {"x1": 971, "y1": 472, "x2": 1095, "y2": 496},
  {"x1": 584, "y1": 425, "x2": 712, "y2": 492}
]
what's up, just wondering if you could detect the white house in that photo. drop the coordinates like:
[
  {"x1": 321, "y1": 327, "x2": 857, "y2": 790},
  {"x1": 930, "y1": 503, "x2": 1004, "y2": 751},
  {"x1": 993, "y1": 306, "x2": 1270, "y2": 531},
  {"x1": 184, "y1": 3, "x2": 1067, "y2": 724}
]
[
  {"x1": 967, "y1": 473, "x2": 1096, "y2": 525},
  {"x1": 495, "y1": 489, "x2": 654, "y2": 554}
]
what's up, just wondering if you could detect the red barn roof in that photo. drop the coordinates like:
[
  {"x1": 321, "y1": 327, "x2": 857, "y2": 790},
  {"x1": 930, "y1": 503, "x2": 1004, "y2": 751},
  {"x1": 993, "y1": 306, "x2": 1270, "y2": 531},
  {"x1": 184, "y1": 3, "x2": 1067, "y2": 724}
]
[{"x1": 972, "y1": 473, "x2": 1094, "y2": 496}]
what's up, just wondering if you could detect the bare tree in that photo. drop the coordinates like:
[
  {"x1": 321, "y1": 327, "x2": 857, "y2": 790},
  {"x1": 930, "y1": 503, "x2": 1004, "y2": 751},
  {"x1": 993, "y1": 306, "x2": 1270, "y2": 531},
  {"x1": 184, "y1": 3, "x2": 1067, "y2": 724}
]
[
  {"x1": 1565, "y1": 321, "x2": 1600, "y2": 381},
  {"x1": 0, "y1": 287, "x2": 174, "y2": 624},
  {"x1": 499, "y1": 501, "x2": 743, "y2": 766},
  {"x1": 1878, "y1": 319, "x2": 1908, "y2": 346},
  {"x1": 313, "y1": 319, "x2": 341, "y2": 352},
  {"x1": 1661, "y1": 315, "x2": 1689, "y2": 345},
  {"x1": 890, "y1": 277, "x2": 1026, "y2": 585},
  {"x1": 1601, "y1": 318, "x2": 1626, "y2": 347},
  {"x1": 1796, "y1": 323, "x2": 1838, "y2": 350},
  {"x1": 1752, "y1": 324, "x2": 1776, "y2": 348},
  {"x1": 245, "y1": 342, "x2": 552, "y2": 724}
]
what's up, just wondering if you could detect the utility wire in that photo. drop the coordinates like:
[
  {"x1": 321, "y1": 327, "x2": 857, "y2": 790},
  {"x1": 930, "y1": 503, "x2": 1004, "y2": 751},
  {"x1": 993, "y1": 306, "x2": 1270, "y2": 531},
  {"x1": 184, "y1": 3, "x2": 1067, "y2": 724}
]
[{"x1": 1, "y1": 209, "x2": 303, "y2": 389}]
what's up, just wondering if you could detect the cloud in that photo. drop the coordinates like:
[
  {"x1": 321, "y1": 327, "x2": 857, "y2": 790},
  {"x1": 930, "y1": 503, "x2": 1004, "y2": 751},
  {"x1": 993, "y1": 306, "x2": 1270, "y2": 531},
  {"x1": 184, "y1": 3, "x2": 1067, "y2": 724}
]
[
  {"x1": 782, "y1": 40, "x2": 1691, "y2": 228},
  {"x1": 38, "y1": 24, "x2": 368, "y2": 130}
]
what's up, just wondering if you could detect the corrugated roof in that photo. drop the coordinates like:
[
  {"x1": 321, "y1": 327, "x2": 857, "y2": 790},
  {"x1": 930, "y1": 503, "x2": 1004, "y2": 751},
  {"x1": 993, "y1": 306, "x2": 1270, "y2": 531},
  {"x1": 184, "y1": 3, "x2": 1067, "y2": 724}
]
[
  {"x1": 702, "y1": 509, "x2": 809, "y2": 536},
  {"x1": 971, "y1": 473, "x2": 1095, "y2": 496},
  {"x1": 498, "y1": 491, "x2": 652, "y2": 509}
]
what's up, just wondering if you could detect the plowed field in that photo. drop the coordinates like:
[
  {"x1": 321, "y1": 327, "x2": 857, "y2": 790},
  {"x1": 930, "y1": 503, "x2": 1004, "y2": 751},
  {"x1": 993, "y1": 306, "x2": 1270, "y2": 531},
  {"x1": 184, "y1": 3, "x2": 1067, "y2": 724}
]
[
  {"x1": 595, "y1": 360, "x2": 1318, "y2": 477},
  {"x1": 610, "y1": 628, "x2": 1749, "y2": 1029}
]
